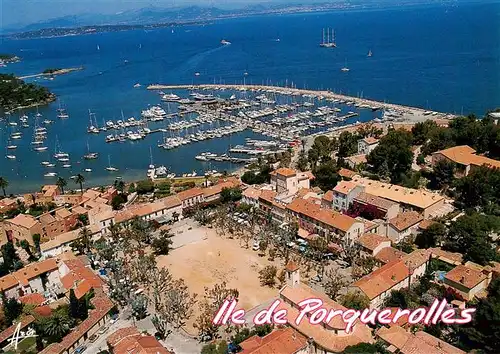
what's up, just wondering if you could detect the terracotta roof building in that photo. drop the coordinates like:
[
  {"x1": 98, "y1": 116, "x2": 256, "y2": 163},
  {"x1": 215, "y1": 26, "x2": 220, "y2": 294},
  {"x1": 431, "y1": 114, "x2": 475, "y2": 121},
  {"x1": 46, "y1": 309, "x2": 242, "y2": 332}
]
[
  {"x1": 387, "y1": 211, "x2": 423, "y2": 243},
  {"x1": 277, "y1": 263, "x2": 373, "y2": 353},
  {"x1": 357, "y1": 233, "x2": 392, "y2": 257},
  {"x1": 338, "y1": 168, "x2": 357, "y2": 180},
  {"x1": 287, "y1": 198, "x2": 364, "y2": 243},
  {"x1": 444, "y1": 264, "x2": 492, "y2": 301},
  {"x1": 353, "y1": 191, "x2": 401, "y2": 220},
  {"x1": 4, "y1": 214, "x2": 42, "y2": 245},
  {"x1": 107, "y1": 326, "x2": 172, "y2": 354},
  {"x1": 432, "y1": 145, "x2": 500, "y2": 177},
  {"x1": 350, "y1": 176, "x2": 445, "y2": 219},
  {"x1": 376, "y1": 325, "x2": 465, "y2": 354},
  {"x1": 176, "y1": 187, "x2": 205, "y2": 209},
  {"x1": 374, "y1": 247, "x2": 406, "y2": 264},
  {"x1": 353, "y1": 249, "x2": 430, "y2": 309},
  {"x1": 239, "y1": 327, "x2": 308, "y2": 354}
]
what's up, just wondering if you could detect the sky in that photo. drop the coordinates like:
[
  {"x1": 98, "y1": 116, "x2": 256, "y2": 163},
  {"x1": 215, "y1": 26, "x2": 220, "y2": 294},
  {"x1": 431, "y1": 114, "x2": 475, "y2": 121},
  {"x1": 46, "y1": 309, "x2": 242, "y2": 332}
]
[{"x1": 1, "y1": 0, "x2": 304, "y2": 29}]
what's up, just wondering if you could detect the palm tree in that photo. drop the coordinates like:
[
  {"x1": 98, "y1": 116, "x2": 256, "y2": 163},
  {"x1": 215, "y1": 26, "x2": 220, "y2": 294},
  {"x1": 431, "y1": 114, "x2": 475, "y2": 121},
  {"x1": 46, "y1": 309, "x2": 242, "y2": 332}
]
[
  {"x1": 75, "y1": 174, "x2": 85, "y2": 194},
  {"x1": 0, "y1": 177, "x2": 8, "y2": 197},
  {"x1": 56, "y1": 177, "x2": 67, "y2": 194},
  {"x1": 42, "y1": 312, "x2": 71, "y2": 340}
]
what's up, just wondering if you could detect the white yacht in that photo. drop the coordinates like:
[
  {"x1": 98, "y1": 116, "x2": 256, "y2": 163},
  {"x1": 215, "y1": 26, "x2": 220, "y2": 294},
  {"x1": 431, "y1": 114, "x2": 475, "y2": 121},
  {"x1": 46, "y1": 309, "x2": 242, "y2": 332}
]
[{"x1": 44, "y1": 172, "x2": 57, "y2": 177}]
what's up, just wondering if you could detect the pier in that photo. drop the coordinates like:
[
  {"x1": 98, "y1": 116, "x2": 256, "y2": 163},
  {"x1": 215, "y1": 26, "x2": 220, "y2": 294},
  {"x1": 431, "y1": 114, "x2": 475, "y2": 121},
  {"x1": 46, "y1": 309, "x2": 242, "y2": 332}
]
[{"x1": 147, "y1": 83, "x2": 455, "y2": 119}]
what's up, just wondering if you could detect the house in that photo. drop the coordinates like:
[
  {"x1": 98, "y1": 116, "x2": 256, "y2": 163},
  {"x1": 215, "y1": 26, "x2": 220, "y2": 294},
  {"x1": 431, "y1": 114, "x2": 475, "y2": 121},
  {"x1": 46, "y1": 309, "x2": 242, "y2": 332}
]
[
  {"x1": 40, "y1": 225, "x2": 101, "y2": 257},
  {"x1": 357, "y1": 233, "x2": 392, "y2": 258},
  {"x1": 353, "y1": 249, "x2": 430, "y2": 309},
  {"x1": 385, "y1": 211, "x2": 423, "y2": 243},
  {"x1": 330, "y1": 181, "x2": 364, "y2": 211},
  {"x1": 338, "y1": 168, "x2": 357, "y2": 180},
  {"x1": 259, "y1": 190, "x2": 287, "y2": 223},
  {"x1": 107, "y1": 327, "x2": 172, "y2": 354},
  {"x1": 345, "y1": 154, "x2": 367, "y2": 169},
  {"x1": 39, "y1": 208, "x2": 79, "y2": 240},
  {"x1": 376, "y1": 325, "x2": 465, "y2": 354},
  {"x1": 177, "y1": 187, "x2": 205, "y2": 209},
  {"x1": 374, "y1": 247, "x2": 406, "y2": 265},
  {"x1": 239, "y1": 327, "x2": 308, "y2": 354},
  {"x1": 203, "y1": 178, "x2": 241, "y2": 203},
  {"x1": 4, "y1": 214, "x2": 42, "y2": 245},
  {"x1": 242, "y1": 187, "x2": 263, "y2": 208},
  {"x1": 443, "y1": 264, "x2": 492, "y2": 301},
  {"x1": 432, "y1": 145, "x2": 500, "y2": 177},
  {"x1": 274, "y1": 261, "x2": 373, "y2": 353},
  {"x1": 24, "y1": 185, "x2": 60, "y2": 206},
  {"x1": 40, "y1": 289, "x2": 113, "y2": 354},
  {"x1": 270, "y1": 168, "x2": 298, "y2": 194},
  {"x1": 287, "y1": 198, "x2": 364, "y2": 244},
  {"x1": 0, "y1": 198, "x2": 17, "y2": 214},
  {"x1": 350, "y1": 176, "x2": 445, "y2": 219},
  {"x1": 358, "y1": 137, "x2": 379, "y2": 155},
  {"x1": 114, "y1": 195, "x2": 183, "y2": 226},
  {"x1": 352, "y1": 192, "x2": 400, "y2": 220},
  {"x1": 60, "y1": 258, "x2": 105, "y2": 299}
]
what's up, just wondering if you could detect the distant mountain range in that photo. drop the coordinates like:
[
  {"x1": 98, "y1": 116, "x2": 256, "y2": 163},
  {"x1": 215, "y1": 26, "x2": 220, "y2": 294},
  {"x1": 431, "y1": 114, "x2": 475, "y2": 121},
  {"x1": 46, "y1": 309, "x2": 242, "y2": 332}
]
[
  {"x1": 3, "y1": 3, "x2": 354, "y2": 34},
  {"x1": 3, "y1": 0, "x2": 465, "y2": 37}
]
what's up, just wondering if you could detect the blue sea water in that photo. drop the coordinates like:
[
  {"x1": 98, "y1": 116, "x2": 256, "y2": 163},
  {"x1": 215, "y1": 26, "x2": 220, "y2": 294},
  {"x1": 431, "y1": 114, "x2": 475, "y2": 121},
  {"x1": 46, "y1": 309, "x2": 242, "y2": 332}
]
[{"x1": 0, "y1": 2, "x2": 498, "y2": 194}]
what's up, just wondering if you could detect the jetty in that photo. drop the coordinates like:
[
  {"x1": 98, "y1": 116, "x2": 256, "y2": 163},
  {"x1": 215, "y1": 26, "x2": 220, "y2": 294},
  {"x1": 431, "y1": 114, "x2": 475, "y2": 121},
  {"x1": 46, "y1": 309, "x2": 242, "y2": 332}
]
[{"x1": 147, "y1": 83, "x2": 454, "y2": 121}]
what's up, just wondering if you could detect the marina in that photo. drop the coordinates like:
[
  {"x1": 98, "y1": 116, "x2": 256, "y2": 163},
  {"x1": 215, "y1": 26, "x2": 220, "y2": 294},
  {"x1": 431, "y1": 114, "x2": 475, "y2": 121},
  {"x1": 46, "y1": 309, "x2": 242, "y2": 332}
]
[{"x1": 1, "y1": 83, "x2": 454, "y2": 188}]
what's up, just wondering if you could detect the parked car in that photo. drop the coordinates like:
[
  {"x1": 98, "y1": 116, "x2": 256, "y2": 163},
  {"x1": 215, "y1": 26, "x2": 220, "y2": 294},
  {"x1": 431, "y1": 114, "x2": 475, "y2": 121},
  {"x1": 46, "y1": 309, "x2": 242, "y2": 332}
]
[
  {"x1": 252, "y1": 241, "x2": 260, "y2": 251},
  {"x1": 89, "y1": 335, "x2": 98, "y2": 343},
  {"x1": 97, "y1": 326, "x2": 109, "y2": 335},
  {"x1": 73, "y1": 346, "x2": 87, "y2": 354}
]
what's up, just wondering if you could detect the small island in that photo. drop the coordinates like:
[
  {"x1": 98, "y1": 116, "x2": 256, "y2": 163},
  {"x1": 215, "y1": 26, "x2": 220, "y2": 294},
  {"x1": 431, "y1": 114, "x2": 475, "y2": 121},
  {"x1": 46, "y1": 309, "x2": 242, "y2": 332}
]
[
  {"x1": 19, "y1": 66, "x2": 84, "y2": 80},
  {"x1": 42, "y1": 68, "x2": 62, "y2": 74},
  {"x1": 0, "y1": 54, "x2": 21, "y2": 66},
  {"x1": 0, "y1": 74, "x2": 55, "y2": 111}
]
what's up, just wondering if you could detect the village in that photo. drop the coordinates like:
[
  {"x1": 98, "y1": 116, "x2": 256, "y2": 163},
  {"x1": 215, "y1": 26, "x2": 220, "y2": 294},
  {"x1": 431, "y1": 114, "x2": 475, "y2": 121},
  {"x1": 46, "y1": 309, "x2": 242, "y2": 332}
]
[{"x1": 0, "y1": 111, "x2": 499, "y2": 354}]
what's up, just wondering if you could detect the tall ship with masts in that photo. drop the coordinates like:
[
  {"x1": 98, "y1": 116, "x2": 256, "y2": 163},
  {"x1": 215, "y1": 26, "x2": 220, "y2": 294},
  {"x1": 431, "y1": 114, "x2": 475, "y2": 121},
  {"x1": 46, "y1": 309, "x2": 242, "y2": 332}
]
[{"x1": 320, "y1": 28, "x2": 336, "y2": 48}]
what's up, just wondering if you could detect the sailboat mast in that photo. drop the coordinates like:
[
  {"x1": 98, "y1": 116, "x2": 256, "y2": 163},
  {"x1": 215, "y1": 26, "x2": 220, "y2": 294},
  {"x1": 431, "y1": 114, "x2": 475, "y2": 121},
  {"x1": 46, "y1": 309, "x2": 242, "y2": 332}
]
[{"x1": 327, "y1": 28, "x2": 330, "y2": 44}]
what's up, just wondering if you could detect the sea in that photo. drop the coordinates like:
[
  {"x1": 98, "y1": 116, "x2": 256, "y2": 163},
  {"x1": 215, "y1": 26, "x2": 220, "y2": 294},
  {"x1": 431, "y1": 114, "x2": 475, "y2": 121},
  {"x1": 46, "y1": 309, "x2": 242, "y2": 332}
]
[{"x1": 0, "y1": 1, "x2": 498, "y2": 194}]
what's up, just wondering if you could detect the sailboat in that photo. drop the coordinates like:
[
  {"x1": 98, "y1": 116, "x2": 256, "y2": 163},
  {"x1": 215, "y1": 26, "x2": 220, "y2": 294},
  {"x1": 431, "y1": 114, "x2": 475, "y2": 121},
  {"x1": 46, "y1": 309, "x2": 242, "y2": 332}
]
[
  {"x1": 320, "y1": 28, "x2": 336, "y2": 48},
  {"x1": 35, "y1": 105, "x2": 42, "y2": 117},
  {"x1": 341, "y1": 58, "x2": 350, "y2": 72},
  {"x1": 367, "y1": 50, "x2": 372, "y2": 57},
  {"x1": 97, "y1": 45, "x2": 100, "y2": 51},
  {"x1": 105, "y1": 155, "x2": 119, "y2": 171},
  {"x1": 57, "y1": 102, "x2": 69, "y2": 119},
  {"x1": 83, "y1": 141, "x2": 98, "y2": 159}
]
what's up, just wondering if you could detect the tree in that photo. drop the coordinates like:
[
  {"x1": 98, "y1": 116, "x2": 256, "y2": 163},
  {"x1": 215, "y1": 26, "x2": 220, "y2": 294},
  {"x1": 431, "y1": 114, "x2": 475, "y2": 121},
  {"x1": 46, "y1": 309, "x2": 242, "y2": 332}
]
[
  {"x1": 343, "y1": 342, "x2": 389, "y2": 354},
  {"x1": 313, "y1": 160, "x2": 340, "y2": 191},
  {"x1": 41, "y1": 311, "x2": 71, "y2": 341},
  {"x1": 56, "y1": 177, "x2": 67, "y2": 194},
  {"x1": 445, "y1": 213, "x2": 499, "y2": 265},
  {"x1": 340, "y1": 292, "x2": 370, "y2": 311},
  {"x1": 258, "y1": 265, "x2": 277, "y2": 287},
  {"x1": 357, "y1": 123, "x2": 383, "y2": 139},
  {"x1": 136, "y1": 180, "x2": 155, "y2": 194},
  {"x1": 33, "y1": 233, "x2": 41, "y2": 253},
  {"x1": 415, "y1": 223, "x2": 446, "y2": 249},
  {"x1": 114, "y1": 179, "x2": 125, "y2": 193},
  {"x1": 367, "y1": 129, "x2": 414, "y2": 183},
  {"x1": 220, "y1": 187, "x2": 242, "y2": 203},
  {"x1": 201, "y1": 341, "x2": 229, "y2": 354},
  {"x1": 172, "y1": 211, "x2": 180, "y2": 223},
  {"x1": 111, "y1": 194, "x2": 127, "y2": 210},
  {"x1": 1, "y1": 241, "x2": 22, "y2": 272},
  {"x1": 75, "y1": 174, "x2": 85, "y2": 194},
  {"x1": 297, "y1": 151, "x2": 308, "y2": 171},
  {"x1": 430, "y1": 159, "x2": 455, "y2": 190},
  {"x1": 72, "y1": 227, "x2": 92, "y2": 254},
  {"x1": 194, "y1": 282, "x2": 239, "y2": 340},
  {"x1": 454, "y1": 166, "x2": 500, "y2": 211},
  {"x1": 131, "y1": 294, "x2": 149, "y2": 320},
  {"x1": 337, "y1": 131, "x2": 358, "y2": 158},
  {"x1": 0, "y1": 177, "x2": 8, "y2": 197},
  {"x1": 152, "y1": 231, "x2": 174, "y2": 255},
  {"x1": 2, "y1": 295, "x2": 22, "y2": 326},
  {"x1": 324, "y1": 269, "x2": 347, "y2": 300},
  {"x1": 411, "y1": 120, "x2": 439, "y2": 145},
  {"x1": 69, "y1": 289, "x2": 79, "y2": 319},
  {"x1": 156, "y1": 278, "x2": 197, "y2": 329},
  {"x1": 352, "y1": 257, "x2": 378, "y2": 280}
]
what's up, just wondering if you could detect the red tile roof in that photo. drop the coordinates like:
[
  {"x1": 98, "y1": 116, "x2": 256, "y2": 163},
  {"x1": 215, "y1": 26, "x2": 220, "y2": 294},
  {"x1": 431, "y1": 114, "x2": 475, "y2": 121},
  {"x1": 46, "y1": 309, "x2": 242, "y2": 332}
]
[
  {"x1": 357, "y1": 233, "x2": 392, "y2": 252},
  {"x1": 270, "y1": 168, "x2": 297, "y2": 177},
  {"x1": 375, "y1": 247, "x2": 406, "y2": 264},
  {"x1": 389, "y1": 211, "x2": 423, "y2": 232},
  {"x1": 445, "y1": 264, "x2": 488, "y2": 290},
  {"x1": 19, "y1": 293, "x2": 46, "y2": 306},
  {"x1": 338, "y1": 168, "x2": 357, "y2": 179},
  {"x1": 240, "y1": 328, "x2": 307, "y2": 354},
  {"x1": 176, "y1": 187, "x2": 204, "y2": 201}
]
